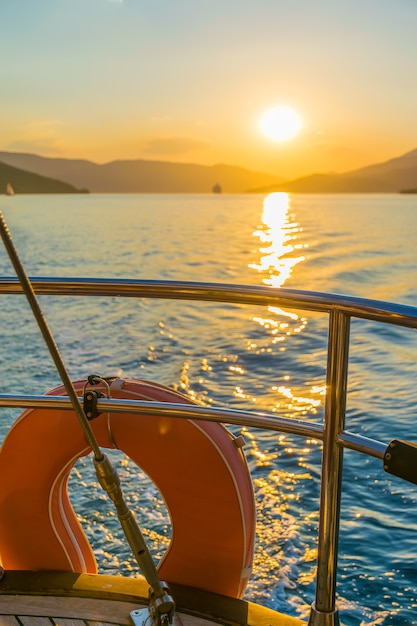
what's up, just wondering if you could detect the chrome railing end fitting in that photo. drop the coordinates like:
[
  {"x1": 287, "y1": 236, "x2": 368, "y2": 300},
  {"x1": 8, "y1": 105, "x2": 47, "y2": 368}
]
[{"x1": 308, "y1": 602, "x2": 340, "y2": 626}]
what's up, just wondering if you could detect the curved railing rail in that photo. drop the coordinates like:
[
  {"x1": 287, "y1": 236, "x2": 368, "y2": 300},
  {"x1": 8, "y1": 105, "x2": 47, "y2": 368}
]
[
  {"x1": 1, "y1": 276, "x2": 417, "y2": 626},
  {"x1": 0, "y1": 394, "x2": 387, "y2": 459},
  {"x1": 0, "y1": 276, "x2": 417, "y2": 328}
]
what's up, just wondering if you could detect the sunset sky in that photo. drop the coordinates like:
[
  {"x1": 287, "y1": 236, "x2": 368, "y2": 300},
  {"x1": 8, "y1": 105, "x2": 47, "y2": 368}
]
[{"x1": 1, "y1": 0, "x2": 416, "y2": 179}]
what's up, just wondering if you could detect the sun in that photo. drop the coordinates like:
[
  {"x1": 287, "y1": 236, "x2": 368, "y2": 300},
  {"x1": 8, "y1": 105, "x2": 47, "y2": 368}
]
[{"x1": 258, "y1": 106, "x2": 303, "y2": 142}]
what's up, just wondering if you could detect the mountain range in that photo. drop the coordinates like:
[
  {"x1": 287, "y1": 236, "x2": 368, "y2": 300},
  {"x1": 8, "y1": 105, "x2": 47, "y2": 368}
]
[
  {"x1": 0, "y1": 153, "x2": 281, "y2": 194},
  {"x1": 0, "y1": 160, "x2": 86, "y2": 194},
  {"x1": 1, "y1": 148, "x2": 417, "y2": 194},
  {"x1": 250, "y1": 148, "x2": 417, "y2": 193}
]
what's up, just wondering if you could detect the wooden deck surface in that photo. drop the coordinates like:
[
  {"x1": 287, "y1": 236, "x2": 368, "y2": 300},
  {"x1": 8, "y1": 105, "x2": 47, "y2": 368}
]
[
  {"x1": 0, "y1": 594, "x2": 215, "y2": 626},
  {"x1": 0, "y1": 572, "x2": 305, "y2": 626}
]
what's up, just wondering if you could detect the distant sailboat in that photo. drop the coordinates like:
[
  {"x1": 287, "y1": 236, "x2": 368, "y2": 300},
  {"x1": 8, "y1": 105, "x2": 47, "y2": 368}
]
[
  {"x1": 212, "y1": 182, "x2": 222, "y2": 193},
  {"x1": 5, "y1": 183, "x2": 15, "y2": 196}
]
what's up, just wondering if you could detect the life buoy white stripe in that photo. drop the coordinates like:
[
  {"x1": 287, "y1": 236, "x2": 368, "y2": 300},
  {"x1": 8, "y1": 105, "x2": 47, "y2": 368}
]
[{"x1": 50, "y1": 448, "x2": 91, "y2": 573}]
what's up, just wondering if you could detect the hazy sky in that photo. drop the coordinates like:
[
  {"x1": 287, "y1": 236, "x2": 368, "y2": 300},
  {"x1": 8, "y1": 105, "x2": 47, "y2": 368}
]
[{"x1": 1, "y1": 0, "x2": 416, "y2": 178}]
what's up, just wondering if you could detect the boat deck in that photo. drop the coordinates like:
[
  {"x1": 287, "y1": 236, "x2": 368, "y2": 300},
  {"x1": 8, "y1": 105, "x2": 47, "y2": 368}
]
[
  {"x1": 0, "y1": 594, "x2": 141, "y2": 626},
  {"x1": 0, "y1": 594, "x2": 212, "y2": 626},
  {"x1": 0, "y1": 572, "x2": 305, "y2": 626}
]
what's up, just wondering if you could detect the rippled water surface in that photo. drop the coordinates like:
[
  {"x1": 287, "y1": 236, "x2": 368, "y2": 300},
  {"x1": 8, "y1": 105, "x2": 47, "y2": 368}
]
[{"x1": 1, "y1": 193, "x2": 417, "y2": 625}]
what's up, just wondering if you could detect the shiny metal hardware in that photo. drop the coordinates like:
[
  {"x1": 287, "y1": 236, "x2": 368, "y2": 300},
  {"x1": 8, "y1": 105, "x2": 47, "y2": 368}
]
[
  {"x1": 131, "y1": 602, "x2": 182, "y2": 626},
  {"x1": 82, "y1": 375, "x2": 112, "y2": 420},
  {"x1": 308, "y1": 602, "x2": 340, "y2": 626},
  {"x1": 310, "y1": 310, "x2": 350, "y2": 618},
  {"x1": 131, "y1": 608, "x2": 151, "y2": 626},
  {"x1": 1, "y1": 276, "x2": 416, "y2": 330}
]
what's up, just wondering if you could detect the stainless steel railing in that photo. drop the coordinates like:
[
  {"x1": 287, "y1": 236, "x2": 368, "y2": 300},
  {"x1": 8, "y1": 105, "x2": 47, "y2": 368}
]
[
  {"x1": 1, "y1": 277, "x2": 417, "y2": 328},
  {"x1": 1, "y1": 276, "x2": 417, "y2": 625}
]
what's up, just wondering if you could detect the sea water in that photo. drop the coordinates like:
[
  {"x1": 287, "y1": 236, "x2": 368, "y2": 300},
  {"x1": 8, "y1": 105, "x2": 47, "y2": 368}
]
[{"x1": 0, "y1": 192, "x2": 417, "y2": 625}]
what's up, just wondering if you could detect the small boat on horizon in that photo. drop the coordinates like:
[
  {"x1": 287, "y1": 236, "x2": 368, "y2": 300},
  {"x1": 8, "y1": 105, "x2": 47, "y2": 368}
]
[
  {"x1": 5, "y1": 182, "x2": 14, "y2": 196},
  {"x1": 399, "y1": 187, "x2": 417, "y2": 194}
]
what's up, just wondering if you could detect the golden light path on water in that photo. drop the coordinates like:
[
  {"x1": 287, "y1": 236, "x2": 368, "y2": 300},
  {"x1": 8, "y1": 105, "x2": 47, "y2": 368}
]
[
  {"x1": 249, "y1": 192, "x2": 307, "y2": 289},
  {"x1": 248, "y1": 193, "x2": 325, "y2": 417},
  {"x1": 239, "y1": 193, "x2": 328, "y2": 616}
]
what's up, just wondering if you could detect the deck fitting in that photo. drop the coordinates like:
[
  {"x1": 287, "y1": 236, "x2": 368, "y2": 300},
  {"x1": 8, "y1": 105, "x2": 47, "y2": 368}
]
[{"x1": 308, "y1": 602, "x2": 340, "y2": 626}]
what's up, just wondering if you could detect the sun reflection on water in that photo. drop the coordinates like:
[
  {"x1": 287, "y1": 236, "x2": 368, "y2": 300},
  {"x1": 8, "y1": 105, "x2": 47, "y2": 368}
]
[
  {"x1": 249, "y1": 192, "x2": 308, "y2": 347},
  {"x1": 247, "y1": 193, "x2": 325, "y2": 418},
  {"x1": 249, "y1": 193, "x2": 307, "y2": 288},
  {"x1": 240, "y1": 195, "x2": 326, "y2": 612}
]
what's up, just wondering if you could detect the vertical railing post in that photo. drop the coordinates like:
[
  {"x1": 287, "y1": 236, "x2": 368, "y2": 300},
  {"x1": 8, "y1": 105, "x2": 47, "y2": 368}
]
[{"x1": 308, "y1": 309, "x2": 350, "y2": 626}]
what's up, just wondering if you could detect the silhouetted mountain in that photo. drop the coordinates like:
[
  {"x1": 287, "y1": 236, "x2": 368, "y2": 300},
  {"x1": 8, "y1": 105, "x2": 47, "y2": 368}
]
[
  {"x1": 0, "y1": 152, "x2": 282, "y2": 193},
  {"x1": 249, "y1": 148, "x2": 417, "y2": 193},
  {"x1": 0, "y1": 161, "x2": 87, "y2": 194},
  {"x1": 3, "y1": 148, "x2": 417, "y2": 194}
]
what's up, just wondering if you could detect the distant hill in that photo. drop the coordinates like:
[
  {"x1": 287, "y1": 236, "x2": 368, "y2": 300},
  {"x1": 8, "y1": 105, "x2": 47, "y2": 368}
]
[
  {"x1": 3, "y1": 147, "x2": 417, "y2": 194},
  {"x1": 0, "y1": 152, "x2": 282, "y2": 193},
  {"x1": 249, "y1": 148, "x2": 417, "y2": 193},
  {"x1": 0, "y1": 161, "x2": 87, "y2": 194}
]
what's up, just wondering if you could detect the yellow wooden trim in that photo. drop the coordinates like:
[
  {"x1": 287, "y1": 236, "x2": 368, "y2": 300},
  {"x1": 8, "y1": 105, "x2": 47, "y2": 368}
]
[{"x1": 0, "y1": 572, "x2": 306, "y2": 626}]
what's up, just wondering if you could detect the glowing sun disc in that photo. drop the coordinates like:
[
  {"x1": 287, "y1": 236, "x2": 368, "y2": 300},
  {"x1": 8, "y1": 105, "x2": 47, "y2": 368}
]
[{"x1": 259, "y1": 106, "x2": 303, "y2": 142}]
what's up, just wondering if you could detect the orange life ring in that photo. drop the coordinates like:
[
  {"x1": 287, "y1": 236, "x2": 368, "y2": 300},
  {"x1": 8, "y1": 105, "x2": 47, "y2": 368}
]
[{"x1": 0, "y1": 378, "x2": 255, "y2": 598}]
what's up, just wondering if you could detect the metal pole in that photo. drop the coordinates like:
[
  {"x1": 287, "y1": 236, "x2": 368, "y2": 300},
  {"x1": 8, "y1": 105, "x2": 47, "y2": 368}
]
[
  {"x1": 0, "y1": 210, "x2": 103, "y2": 459},
  {"x1": 308, "y1": 309, "x2": 350, "y2": 626},
  {"x1": 0, "y1": 209, "x2": 177, "y2": 625}
]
